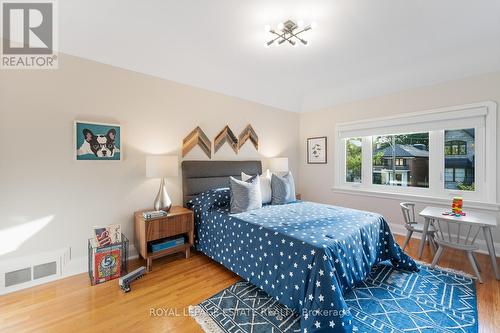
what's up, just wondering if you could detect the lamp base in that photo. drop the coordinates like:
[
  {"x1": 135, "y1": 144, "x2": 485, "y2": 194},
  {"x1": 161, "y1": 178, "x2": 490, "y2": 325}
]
[{"x1": 154, "y1": 178, "x2": 172, "y2": 212}]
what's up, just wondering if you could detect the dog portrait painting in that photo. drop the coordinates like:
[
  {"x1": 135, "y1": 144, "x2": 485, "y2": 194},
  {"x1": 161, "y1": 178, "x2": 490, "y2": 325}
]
[{"x1": 75, "y1": 121, "x2": 121, "y2": 161}]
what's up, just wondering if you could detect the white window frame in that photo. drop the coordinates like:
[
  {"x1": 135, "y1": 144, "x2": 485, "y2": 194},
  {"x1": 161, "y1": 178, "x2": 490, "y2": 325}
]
[{"x1": 334, "y1": 101, "x2": 497, "y2": 209}]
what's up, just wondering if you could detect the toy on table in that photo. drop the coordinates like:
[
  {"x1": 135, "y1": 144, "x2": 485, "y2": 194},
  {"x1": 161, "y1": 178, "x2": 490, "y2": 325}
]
[{"x1": 442, "y1": 196, "x2": 466, "y2": 217}]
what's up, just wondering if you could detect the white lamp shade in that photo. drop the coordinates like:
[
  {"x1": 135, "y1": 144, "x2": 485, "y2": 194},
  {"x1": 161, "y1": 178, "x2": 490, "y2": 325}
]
[
  {"x1": 269, "y1": 157, "x2": 289, "y2": 172},
  {"x1": 146, "y1": 155, "x2": 178, "y2": 178}
]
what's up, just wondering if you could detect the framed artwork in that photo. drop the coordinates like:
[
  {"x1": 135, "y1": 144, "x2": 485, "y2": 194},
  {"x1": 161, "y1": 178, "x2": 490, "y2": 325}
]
[
  {"x1": 75, "y1": 121, "x2": 122, "y2": 161},
  {"x1": 307, "y1": 136, "x2": 327, "y2": 164}
]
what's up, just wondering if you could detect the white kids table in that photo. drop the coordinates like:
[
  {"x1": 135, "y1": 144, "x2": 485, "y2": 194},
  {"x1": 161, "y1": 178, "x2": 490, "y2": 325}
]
[{"x1": 419, "y1": 206, "x2": 499, "y2": 282}]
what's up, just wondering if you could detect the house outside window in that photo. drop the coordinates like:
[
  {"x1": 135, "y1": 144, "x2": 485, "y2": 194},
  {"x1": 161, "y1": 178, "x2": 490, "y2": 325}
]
[
  {"x1": 372, "y1": 133, "x2": 429, "y2": 188},
  {"x1": 334, "y1": 102, "x2": 497, "y2": 206},
  {"x1": 444, "y1": 129, "x2": 475, "y2": 190}
]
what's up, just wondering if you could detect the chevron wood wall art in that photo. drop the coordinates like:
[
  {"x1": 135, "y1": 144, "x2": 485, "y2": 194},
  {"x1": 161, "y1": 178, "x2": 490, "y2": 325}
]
[
  {"x1": 214, "y1": 125, "x2": 239, "y2": 154},
  {"x1": 238, "y1": 124, "x2": 259, "y2": 151},
  {"x1": 182, "y1": 126, "x2": 212, "y2": 158}
]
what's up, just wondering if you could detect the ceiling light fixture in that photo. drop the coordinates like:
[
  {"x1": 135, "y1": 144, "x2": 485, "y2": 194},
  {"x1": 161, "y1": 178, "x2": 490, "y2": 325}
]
[{"x1": 265, "y1": 19, "x2": 316, "y2": 47}]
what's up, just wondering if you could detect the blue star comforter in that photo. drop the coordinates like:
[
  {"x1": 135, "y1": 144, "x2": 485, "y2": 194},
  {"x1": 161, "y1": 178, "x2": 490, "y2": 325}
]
[{"x1": 188, "y1": 189, "x2": 417, "y2": 333}]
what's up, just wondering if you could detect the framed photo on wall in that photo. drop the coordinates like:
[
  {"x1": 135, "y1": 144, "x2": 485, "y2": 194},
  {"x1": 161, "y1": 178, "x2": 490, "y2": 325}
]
[
  {"x1": 307, "y1": 136, "x2": 327, "y2": 164},
  {"x1": 75, "y1": 121, "x2": 122, "y2": 161}
]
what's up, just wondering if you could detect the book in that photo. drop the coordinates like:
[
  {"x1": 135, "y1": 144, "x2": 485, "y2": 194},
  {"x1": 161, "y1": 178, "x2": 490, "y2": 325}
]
[
  {"x1": 93, "y1": 247, "x2": 121, "y2": 284},
  {"x1": 93, "y1": 224, "x2": 121, "y2": 247},
  {"x1": 142, "y1": 210, "x2": 168, "y2": 219},
  {"x1": 150, "y1": 237, "x2": 185, "y2": 253}
]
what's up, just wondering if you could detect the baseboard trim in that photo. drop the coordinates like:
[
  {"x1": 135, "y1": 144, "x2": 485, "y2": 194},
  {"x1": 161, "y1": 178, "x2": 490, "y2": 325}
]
[{"x1": 0, "y1": 246, "x2": 139, "y2": 295}]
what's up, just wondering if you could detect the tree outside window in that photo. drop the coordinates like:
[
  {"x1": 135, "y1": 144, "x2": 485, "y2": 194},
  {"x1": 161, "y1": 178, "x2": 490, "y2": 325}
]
[{"x1": 346, "y1": 138, "x2": 362, "y2": 183}]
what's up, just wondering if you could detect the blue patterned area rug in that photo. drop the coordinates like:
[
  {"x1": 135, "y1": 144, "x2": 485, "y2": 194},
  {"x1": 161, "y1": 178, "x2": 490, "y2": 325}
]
[{"x1": 189, "y1": 262, "x2": 478, "y2": 333}]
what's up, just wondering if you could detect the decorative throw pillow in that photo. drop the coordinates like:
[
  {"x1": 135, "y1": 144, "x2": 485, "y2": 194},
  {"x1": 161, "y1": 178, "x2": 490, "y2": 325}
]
[
  {"x1": 241, "y1": 171, "x2": 272, "y2": 204},
  {"x1": 229, "y1": 175, "x2": 262, "y2": 214},
  {"x1": 271, "y1": 172, "x2": 296, "y2": 205},
  {"x1": 284, "y1": 171, "x2": 296, "y2": 202}
]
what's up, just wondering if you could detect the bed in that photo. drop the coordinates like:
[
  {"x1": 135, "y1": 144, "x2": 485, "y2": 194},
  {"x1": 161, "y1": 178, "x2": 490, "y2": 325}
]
[{"x1": 182, "y1": 160, "x2": 417, "y2": 333}]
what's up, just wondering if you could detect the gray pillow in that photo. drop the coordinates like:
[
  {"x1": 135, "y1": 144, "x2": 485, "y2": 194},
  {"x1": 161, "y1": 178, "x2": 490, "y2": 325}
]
[
  {"x1": 241, "y1": 171, "x2": 272, "y2": 204},
  {"x1": 271, "y1": 172, "x2": 296, "y2": 205},
  {"x1": 229, "y1": 175, "x2": 262, "y2": 214}
]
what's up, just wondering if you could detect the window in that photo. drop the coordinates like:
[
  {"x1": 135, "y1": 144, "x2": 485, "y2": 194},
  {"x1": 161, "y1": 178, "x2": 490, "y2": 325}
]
[
  {"x1": 445, "y1": 140, "x2": 467, "y2": 155},
  {"x1": 335, "y1": 102, "x2": 496, "y2": 205},
  {"x1": 345, "y1": 138, "x2": 362, "y2": 183},
  {"x1": 444, "y1": 129, "x2": 475, "y2": 191},
  {"x1": 372, "y1": 133, "x2": 429, "y2": 188}
]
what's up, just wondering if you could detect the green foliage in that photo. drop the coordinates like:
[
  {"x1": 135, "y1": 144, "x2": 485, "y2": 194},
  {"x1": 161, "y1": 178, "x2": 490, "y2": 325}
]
[
  {"x1": 374, "y1": 133, "x2": 429, "y2": 150},
  {"x1": 373, "y1": 151, "x2": 384, "y2": 166},
  {"x1": 346, "y1": 139, "x2": 362, "y2": 181},
  {"x1": 457, "y1": 183, "x2": 475, "y2": 191}
]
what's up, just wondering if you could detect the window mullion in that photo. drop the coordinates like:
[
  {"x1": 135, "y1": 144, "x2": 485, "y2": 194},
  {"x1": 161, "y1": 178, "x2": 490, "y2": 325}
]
[
  {"x1": 362, "y1": 137, "x2": 372, "y2": 188},
  {"x1": 474, "y1": 125, "x2": 485, "y2": 200},
  {"x1": 428, "y1": 130, "x2": 443, "y2": 197}
]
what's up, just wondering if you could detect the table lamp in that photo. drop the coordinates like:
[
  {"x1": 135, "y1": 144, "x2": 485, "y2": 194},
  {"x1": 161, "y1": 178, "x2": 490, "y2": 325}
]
[
  {"x1": 269, "y1": 157, "x2": 289, "y2": 175},
  {"x1": 146, "y1": 155, "x2": 178, "y2": 211}
]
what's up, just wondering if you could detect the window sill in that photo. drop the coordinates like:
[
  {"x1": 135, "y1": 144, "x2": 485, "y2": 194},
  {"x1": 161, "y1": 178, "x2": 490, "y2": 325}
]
[{"x1": 331, "y1": 186, "x2": 500, "y2": 212}]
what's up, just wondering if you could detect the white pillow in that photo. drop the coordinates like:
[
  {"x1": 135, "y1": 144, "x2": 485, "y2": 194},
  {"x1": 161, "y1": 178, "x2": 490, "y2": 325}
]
[
  {"x1": 242, "y1": 171, "x2": 272, "y2": 204},
  {"x1": 285, "y1": 171, "x2": 296, "y2": 202}
]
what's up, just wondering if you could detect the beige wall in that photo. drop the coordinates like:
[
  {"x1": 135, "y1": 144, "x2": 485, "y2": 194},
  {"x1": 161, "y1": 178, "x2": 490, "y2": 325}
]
[
  {"x1": 299, "y1": 71, "x2": 500, "y2": 252},
  {"x1": 2, "y1": 51, "x2": 500, "y2": 282},
  {"x1": 0, "y1": 54, "x2": 300, "y2": 271}
]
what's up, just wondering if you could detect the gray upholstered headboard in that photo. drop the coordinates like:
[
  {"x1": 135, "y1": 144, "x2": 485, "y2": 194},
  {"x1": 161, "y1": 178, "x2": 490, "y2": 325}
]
[{"x1": 182, "y1": 160, "x2": 262, "y2": 207}]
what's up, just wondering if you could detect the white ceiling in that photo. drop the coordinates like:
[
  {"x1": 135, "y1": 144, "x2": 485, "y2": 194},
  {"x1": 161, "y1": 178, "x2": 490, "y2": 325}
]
[{"x1": 59, "y1": 0, "x2": 500, "y2": 112}]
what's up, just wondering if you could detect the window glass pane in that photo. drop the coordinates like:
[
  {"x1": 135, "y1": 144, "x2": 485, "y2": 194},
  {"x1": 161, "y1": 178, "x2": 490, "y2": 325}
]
[
  {"x1": 345, "y1": 138, "x2": 362, "y2": 183},
  {"x1": 445, "y1": 168, "x2": 454, "y2": 182},
  {"x1": 372, "y1": 132, "x2": 429, "y2": 187},
  {"x1": 455, "y1": 168, "x2": 465, "y2": 182},
  {"x1": 444, "y1": 129, "x2": 475, "y2": 191}
]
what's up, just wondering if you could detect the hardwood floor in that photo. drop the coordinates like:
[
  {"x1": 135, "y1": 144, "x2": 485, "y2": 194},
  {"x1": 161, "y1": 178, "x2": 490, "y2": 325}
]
[{"x1": 1, "y1": 235, "x2": 499, "y2": 333}]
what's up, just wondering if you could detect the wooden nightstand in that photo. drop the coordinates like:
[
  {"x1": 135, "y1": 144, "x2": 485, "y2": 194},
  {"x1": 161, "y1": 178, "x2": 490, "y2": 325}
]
[
  {"x1": 134, "y1": 206, "x2": 194, "y2": 272},
  {"x1": 296, "y1": 193, "x2": 301, "y2": 200}
]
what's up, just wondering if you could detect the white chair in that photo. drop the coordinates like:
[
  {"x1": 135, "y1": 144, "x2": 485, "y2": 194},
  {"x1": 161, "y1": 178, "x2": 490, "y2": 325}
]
[
  {"x1": 430, "y1": 218, "x2": 483, "y2": 283},
  {"x1": 400, "y1": 202, "x2": 437, "y2": 253}
]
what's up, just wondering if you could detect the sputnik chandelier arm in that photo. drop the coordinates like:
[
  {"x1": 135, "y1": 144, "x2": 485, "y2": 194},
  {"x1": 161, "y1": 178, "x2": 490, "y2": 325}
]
[{"x1": 265, "y1": 20, "x2": 316, "y2": 47}]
